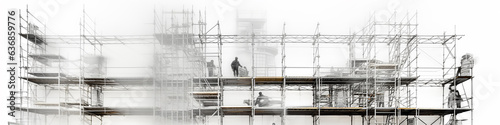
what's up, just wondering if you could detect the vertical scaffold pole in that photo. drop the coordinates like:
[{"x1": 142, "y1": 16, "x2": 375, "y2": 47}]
[
  {"x1": 250, "y1": 30, "x2": 256, "y2": 125},
  {"x1": 216, "y1": 21, "x2": 223, "y2": 125},
  {"x1": 312, "y1": 23, "x2": 320, "y2": 125},
  {"x1": 280, "y1": 23, "x2": 287, "y2": 125}
]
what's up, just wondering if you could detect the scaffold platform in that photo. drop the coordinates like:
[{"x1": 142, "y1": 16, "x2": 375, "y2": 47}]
[
  {"x1": 193, "y1": 107, "x2": 471, "y2": 116},
  {"x1": 16, "y1": 107, "x2": 156, "y2": 116},
  {"x1": 20, "y1": 77, "x2": 152, "y2": 85},
  {"x1": 20, "y1": 33, "x2": 46, "y2": 45},
  {"x1": 193, "y1": 77, "x2": 418, "y2": 86},
  {"x1": 441, "y1": 76, "x2": 473, "y2": 86}
]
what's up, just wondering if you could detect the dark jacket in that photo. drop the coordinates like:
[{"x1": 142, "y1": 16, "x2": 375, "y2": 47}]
[
  {"x1": 450, "y1": 90, "x2": 463, "y2": 101},
  {"x1": 207, "y1": 62, "x2": 215, "y2": 69},
  {"x1": 255, "y1": 95, "x2": 270, "y2": 107},
  {"x1": 231, "y1": 60, "x2": 241, "y2": 68}
]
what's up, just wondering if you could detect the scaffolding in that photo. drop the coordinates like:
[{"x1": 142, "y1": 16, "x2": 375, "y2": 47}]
[
  {"x1": 15, "y1": 6, "x2": 473, "y2": 125},
  {"x1": 153, "y1": 8, "x2": 206, "y2": 125},
  {"x1": 190, "y1": 12, "x2": 473, "y2": 125},
  {"x1": 17, "y1": 6, "x2": 155, "y2": 125}
]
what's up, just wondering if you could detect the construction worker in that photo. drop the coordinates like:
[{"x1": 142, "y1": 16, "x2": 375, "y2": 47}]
[
  {"x1": 231, "y1": 57, "x2": 242, "y2": 77},
  {"x1": 255, "y1": 92, "x2": 270, "y2": 107},
  {"x1": 207, "y1": 60, "x2": 215, "y2": 77},
  {"x1": 448, "y1": 85, "x2": 463, "y2": 108}
]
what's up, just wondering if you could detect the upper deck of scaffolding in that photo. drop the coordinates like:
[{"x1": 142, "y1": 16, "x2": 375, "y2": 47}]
[
  {"x1": 192, "y1": 76, "x2": 419, "y2": 86},
  {"x1": 43, "y1": 34, "x2": 462, "y2": 45}
]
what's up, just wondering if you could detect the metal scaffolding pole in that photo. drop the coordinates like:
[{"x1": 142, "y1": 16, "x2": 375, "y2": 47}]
[{"x1": 280, "y1": 23, "x2": 287, "y2": 125}]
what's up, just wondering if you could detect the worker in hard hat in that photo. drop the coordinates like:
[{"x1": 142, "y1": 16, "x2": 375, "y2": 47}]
[
  {"x1": 255, "y1": 92, "x2": 270, "y2": 107},
  {"x1": 231, "y1": 57, "x2": 242, "y2": 77},
  {"x1": 448, "y1": 85, "x2": 463, "y2": 108}
]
